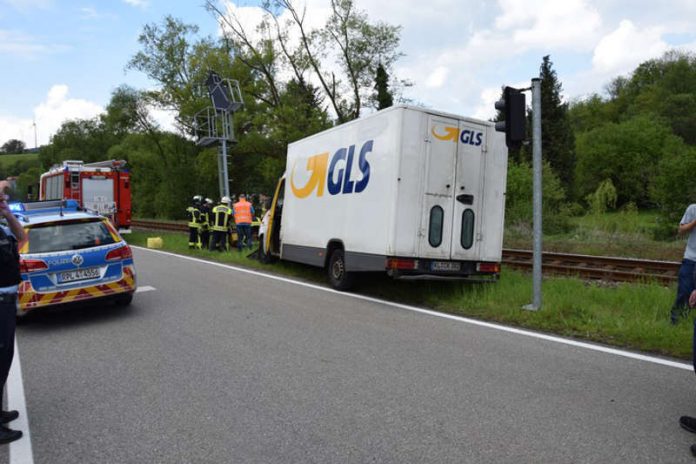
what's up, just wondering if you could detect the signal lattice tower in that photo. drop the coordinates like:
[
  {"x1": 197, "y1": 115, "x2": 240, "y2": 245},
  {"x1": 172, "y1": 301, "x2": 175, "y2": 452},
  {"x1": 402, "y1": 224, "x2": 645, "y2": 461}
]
[{"x1": 194, "y1": 71, "x2": 244, "y2": 199}]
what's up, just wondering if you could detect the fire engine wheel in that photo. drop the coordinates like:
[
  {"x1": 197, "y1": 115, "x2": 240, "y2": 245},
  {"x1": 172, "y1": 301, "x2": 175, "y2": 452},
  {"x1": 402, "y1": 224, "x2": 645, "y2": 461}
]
[{"x1": 328, "y1": 248, "x2": 355, "y2": 291}]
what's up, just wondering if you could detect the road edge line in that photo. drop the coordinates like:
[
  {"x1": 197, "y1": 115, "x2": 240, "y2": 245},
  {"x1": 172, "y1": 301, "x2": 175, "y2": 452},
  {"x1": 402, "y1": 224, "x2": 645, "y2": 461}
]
[
  {"x1": 9, "y1": 339, "x2": 34, "y2": 464},
  {"x1": 133, "y1": 246, "x2": 692, "y2": 371}
]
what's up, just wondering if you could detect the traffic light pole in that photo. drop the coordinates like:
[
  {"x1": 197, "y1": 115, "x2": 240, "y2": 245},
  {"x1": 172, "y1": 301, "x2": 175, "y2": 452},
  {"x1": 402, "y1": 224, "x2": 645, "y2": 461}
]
[{"x1": 524, "y1": 78, "x2": 543, "y2": 311}]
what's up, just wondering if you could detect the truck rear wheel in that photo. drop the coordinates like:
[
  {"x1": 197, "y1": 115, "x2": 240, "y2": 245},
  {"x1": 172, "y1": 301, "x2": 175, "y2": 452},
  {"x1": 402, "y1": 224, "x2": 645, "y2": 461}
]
[{"x1": 328, "y1": 248, "x2": 355, "y2": 291}]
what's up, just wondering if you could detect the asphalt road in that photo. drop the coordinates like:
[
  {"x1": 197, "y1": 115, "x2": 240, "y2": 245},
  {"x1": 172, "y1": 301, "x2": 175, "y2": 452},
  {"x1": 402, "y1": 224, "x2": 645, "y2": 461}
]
[{"x1": 4, "y1": 247, "x2": 696, "y2": 463}]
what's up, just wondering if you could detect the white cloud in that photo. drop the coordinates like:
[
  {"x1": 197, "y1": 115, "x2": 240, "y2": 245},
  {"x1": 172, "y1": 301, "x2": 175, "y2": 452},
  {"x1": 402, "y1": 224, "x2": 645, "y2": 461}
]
[
  {"x1": 0, "y1": 116, "x2": 35, "y2": 150},
  {"x1": 472, "y1": 86, "x2": 504, "y2": 121},
  {"x1": 3, "y1": 0, "x2": 52, "y2": 10},
  {"x1": 148, "y1": 106, "x2": 178, "y2": 134},
  {"x1": 79, "y1": 7, "x2": 99, "y2": 20},
  {"x1": 592, "y1": 20, "x2": 668, "y2": 76},
  {"x1": 123, "y1": 0, "x2": 147, "y2": 8},
  {"x1": 0, "y1": 85, "x2": 103, "y2": 148},
  {"x1": 0, "y1": 29, "x2": 66, "y2": 58},
  {"x1": 425, "y1": 66, "x2": 449, "y2": 89}
]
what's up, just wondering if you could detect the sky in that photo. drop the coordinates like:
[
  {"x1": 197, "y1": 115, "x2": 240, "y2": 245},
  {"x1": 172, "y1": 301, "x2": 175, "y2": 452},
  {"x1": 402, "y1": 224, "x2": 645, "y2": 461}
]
[{"x1": 1, "y1": 0, "x2": 695, "y2": 149}]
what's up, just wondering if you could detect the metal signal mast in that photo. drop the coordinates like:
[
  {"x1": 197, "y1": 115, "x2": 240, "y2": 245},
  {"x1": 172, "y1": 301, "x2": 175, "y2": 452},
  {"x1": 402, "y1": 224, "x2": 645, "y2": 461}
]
[{"x1": 193, "y1": 70, "x2": 244, "y2": 199}]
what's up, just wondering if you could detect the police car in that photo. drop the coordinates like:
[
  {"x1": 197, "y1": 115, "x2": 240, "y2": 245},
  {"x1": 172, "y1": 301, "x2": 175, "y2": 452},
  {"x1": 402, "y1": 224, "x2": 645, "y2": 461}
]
[{"x1": 8, "y1": 200, "x2": 136, "y2": 316}]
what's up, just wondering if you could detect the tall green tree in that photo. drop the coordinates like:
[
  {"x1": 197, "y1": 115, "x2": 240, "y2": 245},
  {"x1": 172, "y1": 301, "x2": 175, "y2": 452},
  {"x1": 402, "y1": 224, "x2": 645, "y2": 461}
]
[
  {"x1": 538, "y1": 55, "x2": 575, "y2": 193},
  {"x1": 373, "y1": 63, "x2": 393, "y2": 110},
  {"x1": 207, "y1": 0, "x2": 404, "y2": 122}
]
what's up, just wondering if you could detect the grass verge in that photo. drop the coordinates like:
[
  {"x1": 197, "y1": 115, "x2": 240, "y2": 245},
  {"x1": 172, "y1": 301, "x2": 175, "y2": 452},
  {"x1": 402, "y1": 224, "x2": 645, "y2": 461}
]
[{"x1": 126, "y1": 230, "x2": 693, "y2": 360}]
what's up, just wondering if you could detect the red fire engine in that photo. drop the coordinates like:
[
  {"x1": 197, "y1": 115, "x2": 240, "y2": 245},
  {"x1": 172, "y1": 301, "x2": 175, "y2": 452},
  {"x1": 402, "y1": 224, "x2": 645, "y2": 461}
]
[{"x1": 39, "y1": 160, "x2": 132, "y2": 231}]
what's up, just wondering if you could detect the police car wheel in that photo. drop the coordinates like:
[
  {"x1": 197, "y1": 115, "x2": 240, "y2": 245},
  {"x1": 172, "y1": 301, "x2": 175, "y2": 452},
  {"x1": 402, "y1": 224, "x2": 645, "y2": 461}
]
[
  {"x1": 115, "y1": 293, "x2": 133, "y2": 306},
  {"x1": 328, "y1": 248, "x2": 355, "y2": 291}
]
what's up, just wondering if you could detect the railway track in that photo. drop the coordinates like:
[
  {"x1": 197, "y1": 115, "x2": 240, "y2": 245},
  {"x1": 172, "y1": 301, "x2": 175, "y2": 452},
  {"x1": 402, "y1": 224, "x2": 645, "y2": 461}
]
[{"x1": 131, "y1": 219, "x2": 680, "y2": 284}]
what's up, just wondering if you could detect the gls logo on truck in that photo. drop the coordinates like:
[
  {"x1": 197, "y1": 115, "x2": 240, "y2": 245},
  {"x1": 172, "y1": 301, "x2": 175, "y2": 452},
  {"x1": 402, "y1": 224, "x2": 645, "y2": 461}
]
[
  {"x1": 290, "y1": 140, "x2": 373, "y2": 199},
  {"x1": 432, "y1": 126, "x2": 483, "y2": 146}
]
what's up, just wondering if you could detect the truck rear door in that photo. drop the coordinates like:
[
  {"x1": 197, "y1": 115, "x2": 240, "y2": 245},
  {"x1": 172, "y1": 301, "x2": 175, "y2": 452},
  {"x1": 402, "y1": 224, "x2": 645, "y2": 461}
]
[
  {"x1": 82, "y1": 176, "x2": 115, "y2": 216},
  {"x1": 418, "y1": 115, "x2": 458, "y2": 259},
  {"x1": 449, "y1": 122, "x2": 486, "y2": 260}
]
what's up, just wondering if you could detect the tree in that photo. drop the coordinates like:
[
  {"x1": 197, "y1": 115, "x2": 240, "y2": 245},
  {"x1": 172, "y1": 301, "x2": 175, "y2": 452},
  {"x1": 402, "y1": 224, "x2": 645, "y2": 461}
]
[
  {"x1": 207, "y1": 0, "x2": 404, "y2": 122},
  {"x1": 537, "y1": 56, "x2": 575, "y2": 193},
  {"x1": 1, "y1": 139, "x2": 25, "y2": 154},
  {"x1": 505, "y1": 160, "x2": 570, "y2": 234},
  {"x1": 575, "y1": 115, "x2": 685, "y2": 208},
  {"x1": 373, "y1": 63, "x2": 393, "y2": 110}
]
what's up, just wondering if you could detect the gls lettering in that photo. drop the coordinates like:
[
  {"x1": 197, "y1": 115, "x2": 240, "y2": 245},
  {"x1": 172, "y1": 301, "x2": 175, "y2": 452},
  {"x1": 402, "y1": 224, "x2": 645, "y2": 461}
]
[
  {"x1": 460, "y1": 130, "x2": 483, "y2": 146},
  {"x1": 291, "y1": 139, "x2": 373, "y2": 199},
  {"x1": 431, "y1": 126, "x2": 483, "y2": 146},
  {"x1": 328, "y1": 140, "x2": 372, "y2": 195}
]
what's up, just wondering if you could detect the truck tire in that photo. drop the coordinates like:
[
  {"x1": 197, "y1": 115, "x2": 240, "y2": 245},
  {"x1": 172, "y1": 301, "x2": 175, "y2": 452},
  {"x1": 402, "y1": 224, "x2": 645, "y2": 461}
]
[
  {"x1": 258, "y1": 234, "x2": 275, "y2": 263},
  {"x1": 328, "y1": 248, "x2": 355, "y2": 291}
]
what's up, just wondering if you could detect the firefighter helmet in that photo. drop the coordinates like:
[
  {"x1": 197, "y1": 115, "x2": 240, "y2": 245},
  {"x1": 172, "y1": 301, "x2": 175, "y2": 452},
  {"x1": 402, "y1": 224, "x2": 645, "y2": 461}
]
[
  {"x1": 192, "y1": 195, "x2": 203, "y2": 204},
  {"x1": 205, "y1": 198, "x2": 213, "y2": 205},
  {"x1": 221, "y1": 196, "x2": 231, "y2": 204}
]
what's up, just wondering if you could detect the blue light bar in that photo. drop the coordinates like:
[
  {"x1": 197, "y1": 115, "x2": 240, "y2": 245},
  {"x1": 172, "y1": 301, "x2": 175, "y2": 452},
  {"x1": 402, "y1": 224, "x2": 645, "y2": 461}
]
[
  {"x1": 8, "y1": 203, "x2": 24, "y2": 213},
  {"x1": 64, "y1": 199, "x2": 79, "y2": 210}
]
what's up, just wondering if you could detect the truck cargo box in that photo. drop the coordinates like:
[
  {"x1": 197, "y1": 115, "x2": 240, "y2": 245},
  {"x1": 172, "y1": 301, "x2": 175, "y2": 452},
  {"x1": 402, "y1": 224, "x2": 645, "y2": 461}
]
[{"x1": 262, "y1": 105, "x2": 508, "y2": 289}]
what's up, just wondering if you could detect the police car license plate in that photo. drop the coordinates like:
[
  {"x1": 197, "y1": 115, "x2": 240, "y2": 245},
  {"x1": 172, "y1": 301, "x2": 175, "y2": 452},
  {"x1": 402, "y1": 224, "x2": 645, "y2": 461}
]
[
  {"x1": 431, "y1": 261, "x2": 461, "y2": 272},
  {"x1": 59, "y1": 267, "x2": 100, "y2": 283}
]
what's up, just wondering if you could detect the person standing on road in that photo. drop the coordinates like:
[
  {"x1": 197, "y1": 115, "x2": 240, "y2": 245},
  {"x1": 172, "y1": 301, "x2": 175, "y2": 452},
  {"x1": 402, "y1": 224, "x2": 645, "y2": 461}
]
[
  {"x1": 671, "y1": 204, "x2": 696, "y2": 324},
  {"x1": 233, "y1": 194, "x2": 255, "y2": 252},
  {"x1": 210, "y1": 196, "x2": 233, "y2": 252},
  {"x1": 0, "y1": 185, "x2": 24, "y2": 444}
]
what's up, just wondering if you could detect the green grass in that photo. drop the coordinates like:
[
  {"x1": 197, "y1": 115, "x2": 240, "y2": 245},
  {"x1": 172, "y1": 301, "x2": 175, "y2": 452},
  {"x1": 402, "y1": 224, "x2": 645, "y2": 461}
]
[
  {"x1": 125, "y1": 230, "x2": 693, "y2": 360},
  {"x1": 506, "y1": 210, "x2": 684, "y2": 261},
  {"x1": 0, "y1": 152, "x2": 38, "y2": 168}
]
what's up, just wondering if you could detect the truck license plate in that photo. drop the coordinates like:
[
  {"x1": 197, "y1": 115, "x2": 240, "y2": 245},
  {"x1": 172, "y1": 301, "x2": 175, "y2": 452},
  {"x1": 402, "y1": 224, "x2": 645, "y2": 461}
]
[
  {"x1": 59, "y1": 267, "x2": 100, "y2": 283},
  {"x1": 431, "y1": 261, "x2": 461, "y2": 272}
]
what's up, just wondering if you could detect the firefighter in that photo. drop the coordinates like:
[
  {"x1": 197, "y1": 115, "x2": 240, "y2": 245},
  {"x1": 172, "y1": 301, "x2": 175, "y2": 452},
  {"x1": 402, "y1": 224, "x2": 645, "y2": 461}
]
[
  {"x1": 210, "y1": 196, "x2": 233, "y2": 252},
  {"x1": 199, "y1": 198, "x2": 213, "y2": 250},
  {"x1": 186, "y1": 195, "x2": 203, "y2": 249},
  {"x1": 233, "y1": 193, "x2": 255, "y2": 252}
]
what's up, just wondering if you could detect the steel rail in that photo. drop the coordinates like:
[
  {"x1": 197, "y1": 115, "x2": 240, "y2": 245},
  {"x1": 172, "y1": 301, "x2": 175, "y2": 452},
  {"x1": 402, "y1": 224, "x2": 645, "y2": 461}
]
[{"x1": 131, "y1": 220, "x2": 680, "y2": 284}]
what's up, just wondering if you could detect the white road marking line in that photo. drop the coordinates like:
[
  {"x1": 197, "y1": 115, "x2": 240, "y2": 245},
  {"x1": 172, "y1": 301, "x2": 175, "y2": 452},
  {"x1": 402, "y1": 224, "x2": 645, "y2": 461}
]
[
  {"x1": 134, "y1": 246, "x2": 693, "y2": 371},
  {"x1": 135, "y1": 285, "x2": 156, "y2": 293},
  {"x1": 9, "y1": 340, "x2": 34, "y2": 464}
]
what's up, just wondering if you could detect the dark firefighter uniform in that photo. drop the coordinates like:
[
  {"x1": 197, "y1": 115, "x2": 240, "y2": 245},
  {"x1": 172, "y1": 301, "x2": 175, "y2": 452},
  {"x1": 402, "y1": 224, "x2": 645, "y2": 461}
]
[
  {"x1": 199, "y1": 199, "x2": 213, "y2": 250},
  {"x1": 210, "y1": 198, "x2": 233, "y2": 252},
  {"x1": 186, "y1": 198, "x2": 203, "y2": 249}
]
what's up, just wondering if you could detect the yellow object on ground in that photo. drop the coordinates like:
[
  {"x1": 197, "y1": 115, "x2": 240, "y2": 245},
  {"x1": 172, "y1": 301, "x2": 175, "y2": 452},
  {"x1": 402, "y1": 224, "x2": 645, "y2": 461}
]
[{"x1": 147, "y1": 237, "x2": 163, "y2": 249}]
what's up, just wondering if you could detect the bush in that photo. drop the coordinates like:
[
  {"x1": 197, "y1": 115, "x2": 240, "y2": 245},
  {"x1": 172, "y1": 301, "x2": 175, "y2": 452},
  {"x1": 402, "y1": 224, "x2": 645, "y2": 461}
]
[
  {"x1": 652, "y1": 145, "x2": 696, "y2": 226},
  {"x1": 586, "y1": 178, "x2": 617, "y2": 215},
  {"x1": 505, "y1": 160, "x2": 573, "y2": 234}
]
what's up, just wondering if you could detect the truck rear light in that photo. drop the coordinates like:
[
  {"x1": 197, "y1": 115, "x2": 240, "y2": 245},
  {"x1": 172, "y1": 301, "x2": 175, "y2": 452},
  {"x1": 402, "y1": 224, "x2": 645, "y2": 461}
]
[
  {"x1": 20, "y1": 259, "x2": 48, "y2": 273},
  {"x1": 386, "y1": 258, "x2": 418, "y2": 270},
  {"x1": 106, "y1": 245, "x2": 133, "y2": 261},
  {"x1": 477, "y1": 262, "x2": 500, "y2": 273}
]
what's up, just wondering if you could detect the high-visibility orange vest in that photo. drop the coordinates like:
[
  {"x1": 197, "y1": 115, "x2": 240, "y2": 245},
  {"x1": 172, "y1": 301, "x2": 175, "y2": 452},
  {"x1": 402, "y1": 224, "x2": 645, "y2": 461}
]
[{"x1": 233, "y1": 200, "x2": 253, "y2": 224}]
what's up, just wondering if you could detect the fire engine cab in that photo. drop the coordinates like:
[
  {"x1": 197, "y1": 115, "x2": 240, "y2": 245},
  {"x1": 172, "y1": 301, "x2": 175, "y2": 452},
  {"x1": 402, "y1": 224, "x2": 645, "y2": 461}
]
[{"x1": 39, "y1": 160, "x2": 132, "y2": 231}]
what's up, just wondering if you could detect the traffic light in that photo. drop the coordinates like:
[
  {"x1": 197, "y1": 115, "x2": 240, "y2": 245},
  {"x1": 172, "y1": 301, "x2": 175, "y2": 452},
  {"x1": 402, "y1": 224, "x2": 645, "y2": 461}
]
[{"x1": 494, "y1": 86, "x2": 526, "y2": 149}]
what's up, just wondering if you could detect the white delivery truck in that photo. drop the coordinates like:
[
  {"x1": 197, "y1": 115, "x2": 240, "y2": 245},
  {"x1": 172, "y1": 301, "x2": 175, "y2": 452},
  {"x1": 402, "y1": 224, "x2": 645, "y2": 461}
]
[{"x1": 259, "y1": 105, "x2": 508, "y2": 290}]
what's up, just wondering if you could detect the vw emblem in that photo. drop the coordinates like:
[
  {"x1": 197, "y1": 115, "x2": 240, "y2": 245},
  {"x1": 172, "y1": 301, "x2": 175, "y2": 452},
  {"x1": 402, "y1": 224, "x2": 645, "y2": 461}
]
[{"x1": 71, "y1": 254, "x2": 84, "y2": 267}]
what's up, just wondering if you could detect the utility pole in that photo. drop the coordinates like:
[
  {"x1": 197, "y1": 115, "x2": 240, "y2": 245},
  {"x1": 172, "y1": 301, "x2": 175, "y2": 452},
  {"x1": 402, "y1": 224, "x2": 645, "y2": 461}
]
[
  {"x1": 494, "y1": 78, "x2": 543, "y2": 311},
  {"x1": 524, "y1": 78, "x2": 543, "y2": 311},
  {"x1": 33, "y1": 119, "x2": 37, "y2": 149}
]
